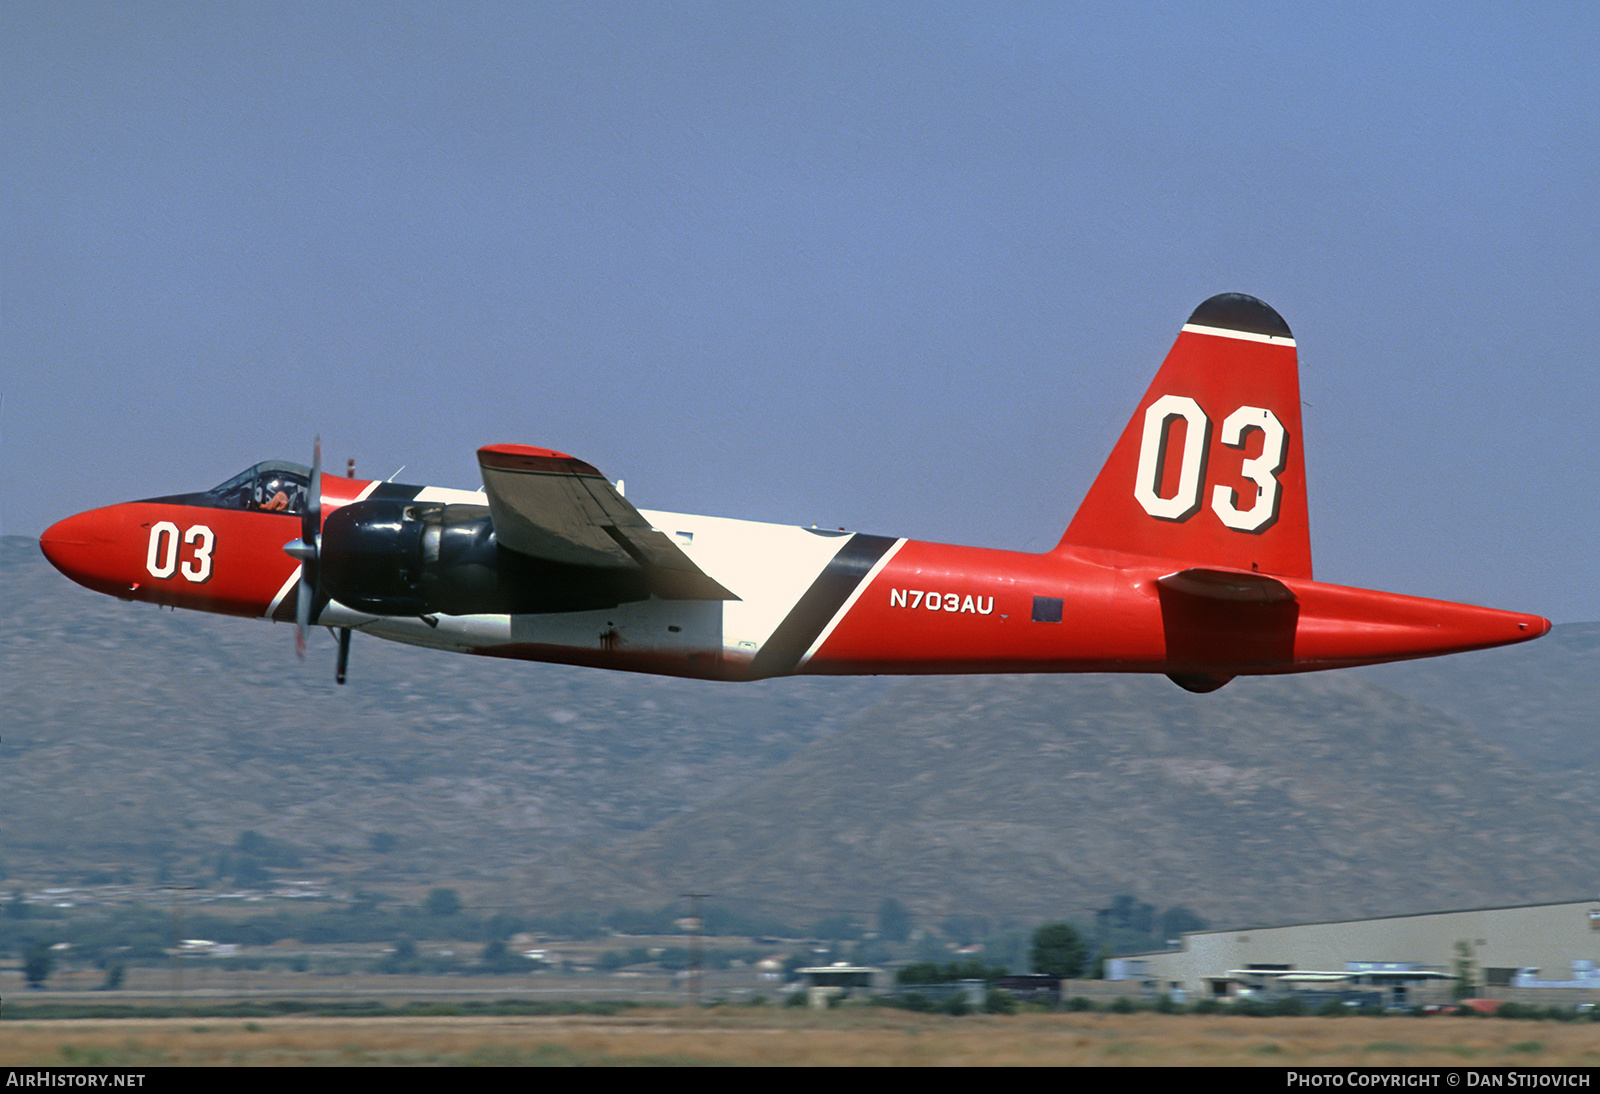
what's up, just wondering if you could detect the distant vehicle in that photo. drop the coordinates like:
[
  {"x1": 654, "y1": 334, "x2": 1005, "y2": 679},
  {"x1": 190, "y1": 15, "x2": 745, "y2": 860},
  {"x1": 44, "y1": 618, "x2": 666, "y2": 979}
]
[{"x1": 41, "y1": 294, "x2": 1547, "y2": 688}]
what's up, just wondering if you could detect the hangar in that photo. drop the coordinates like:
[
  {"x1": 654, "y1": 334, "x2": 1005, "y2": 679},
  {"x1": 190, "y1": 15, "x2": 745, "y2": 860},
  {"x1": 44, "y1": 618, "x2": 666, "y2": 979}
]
[{"x1": 1110, "y1": 899, "x2": 1600, "y2": 1008}]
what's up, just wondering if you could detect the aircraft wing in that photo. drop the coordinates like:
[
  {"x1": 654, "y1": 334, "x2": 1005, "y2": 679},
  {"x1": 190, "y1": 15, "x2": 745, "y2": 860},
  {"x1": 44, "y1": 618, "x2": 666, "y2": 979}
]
[{"x1": 476, "y1": 444, "x2": 738, "y2": 600}]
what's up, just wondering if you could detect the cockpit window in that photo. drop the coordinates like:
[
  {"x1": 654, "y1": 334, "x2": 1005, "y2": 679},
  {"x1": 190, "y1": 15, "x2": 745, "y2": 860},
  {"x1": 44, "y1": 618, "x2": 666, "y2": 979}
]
[{"x1": 207, "y1": 460, "x2": 313, "y2": 514}]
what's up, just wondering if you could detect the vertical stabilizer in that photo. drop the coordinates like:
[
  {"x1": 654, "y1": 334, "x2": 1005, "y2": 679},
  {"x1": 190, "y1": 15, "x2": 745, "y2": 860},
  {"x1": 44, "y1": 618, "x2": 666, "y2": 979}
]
[{"x1": 1058, "y1": 294, "x2": 1312, "y2": 579}]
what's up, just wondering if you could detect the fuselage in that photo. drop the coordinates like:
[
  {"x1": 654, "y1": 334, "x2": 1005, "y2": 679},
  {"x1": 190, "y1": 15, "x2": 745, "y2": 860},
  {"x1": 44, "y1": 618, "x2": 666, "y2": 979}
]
[
  {"x1": 39, "y1": 472, "x2": 1548, "y2": 684},
  {"x1": 37, "y1": 296, "x2": 1554, "y2": 688}
]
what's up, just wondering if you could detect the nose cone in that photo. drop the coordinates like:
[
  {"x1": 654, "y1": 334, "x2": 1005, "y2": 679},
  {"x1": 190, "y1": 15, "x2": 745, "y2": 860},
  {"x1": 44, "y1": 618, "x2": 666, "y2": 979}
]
[{"x1": 40, "y1": 506, "x2": 139, "y2": 598}]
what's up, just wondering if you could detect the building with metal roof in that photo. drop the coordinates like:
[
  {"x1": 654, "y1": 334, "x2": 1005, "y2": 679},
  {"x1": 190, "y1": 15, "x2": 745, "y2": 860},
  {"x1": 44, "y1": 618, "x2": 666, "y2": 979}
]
[{"x1": 1110, "y1": 898, "x2": 1600, "y2": 1008}]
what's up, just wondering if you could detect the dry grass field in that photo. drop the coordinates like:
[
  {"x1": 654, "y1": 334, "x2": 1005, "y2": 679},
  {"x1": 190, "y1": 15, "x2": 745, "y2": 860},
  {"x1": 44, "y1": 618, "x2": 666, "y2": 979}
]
[{"x1": 5, "y1": 1008, "x2": 1600, "y2": 1066}]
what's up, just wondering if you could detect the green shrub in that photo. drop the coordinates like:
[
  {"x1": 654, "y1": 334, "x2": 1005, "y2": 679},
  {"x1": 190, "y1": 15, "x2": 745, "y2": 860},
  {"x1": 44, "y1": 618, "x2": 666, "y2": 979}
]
[{"x1": 984, "y1": 989, "x2": 1018, "y2": 1015}]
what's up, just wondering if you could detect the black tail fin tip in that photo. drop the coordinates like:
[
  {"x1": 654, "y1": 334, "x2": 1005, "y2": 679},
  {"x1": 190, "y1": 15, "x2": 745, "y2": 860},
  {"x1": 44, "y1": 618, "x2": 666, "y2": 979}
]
[{"x1": 1187, "y1": 293, "x2": 1292, "y2": 340}]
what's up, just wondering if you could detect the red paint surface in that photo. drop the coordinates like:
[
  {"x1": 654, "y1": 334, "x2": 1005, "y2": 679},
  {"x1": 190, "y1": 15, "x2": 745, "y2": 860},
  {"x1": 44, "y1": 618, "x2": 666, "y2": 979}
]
[{"x1": 40, "y1": 475, "x2": 376, "y2": 619}]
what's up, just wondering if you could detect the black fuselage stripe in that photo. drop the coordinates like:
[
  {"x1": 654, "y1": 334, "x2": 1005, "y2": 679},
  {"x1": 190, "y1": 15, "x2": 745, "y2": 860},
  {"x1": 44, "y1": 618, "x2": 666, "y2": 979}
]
[
  {"x1": 364, "y1": 482, "x2": 425, "y2": 502},
  {"x1": 747, "y1": 533, "x2": 897, "y2": 679}
]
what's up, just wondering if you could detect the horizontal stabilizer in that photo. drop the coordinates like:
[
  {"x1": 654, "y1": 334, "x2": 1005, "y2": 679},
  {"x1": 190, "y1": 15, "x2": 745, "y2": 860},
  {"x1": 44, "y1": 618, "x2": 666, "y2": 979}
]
[
  {"x1": 1156, "y1": 567, "x2": 1300, "y2": 676},
  {"x1": 1156, "y1": 568, "x2": 1297, "y2": 604}
]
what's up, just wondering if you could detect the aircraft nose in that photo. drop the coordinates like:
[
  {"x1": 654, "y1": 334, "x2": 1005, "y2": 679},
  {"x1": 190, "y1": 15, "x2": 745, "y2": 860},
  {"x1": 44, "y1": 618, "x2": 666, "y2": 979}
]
[{"x1": 40, "y1": 506, "x2": 138, "y2": 598}]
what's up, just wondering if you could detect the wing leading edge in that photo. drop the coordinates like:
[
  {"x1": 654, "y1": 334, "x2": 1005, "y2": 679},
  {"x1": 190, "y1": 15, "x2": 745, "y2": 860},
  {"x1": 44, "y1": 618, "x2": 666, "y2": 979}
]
[{"x1": 476, "y1": 444, "x2": 737, "y2": 601}]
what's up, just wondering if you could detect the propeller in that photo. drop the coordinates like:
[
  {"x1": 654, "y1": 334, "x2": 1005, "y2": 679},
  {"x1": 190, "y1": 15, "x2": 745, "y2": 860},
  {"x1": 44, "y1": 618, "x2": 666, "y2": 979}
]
[
  {"x1": 295, "y1": 438, "x2": 322, "y2": 657},
  {"x1": 282, "y1": 438, "x2": 352, "y2": 683}
]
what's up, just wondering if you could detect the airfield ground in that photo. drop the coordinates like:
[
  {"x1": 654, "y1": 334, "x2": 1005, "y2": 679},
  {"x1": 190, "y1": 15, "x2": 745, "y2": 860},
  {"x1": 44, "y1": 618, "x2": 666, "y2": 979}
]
[{"x1": 4, "y1": 1009, "x2": 1600, "y2": 1066}]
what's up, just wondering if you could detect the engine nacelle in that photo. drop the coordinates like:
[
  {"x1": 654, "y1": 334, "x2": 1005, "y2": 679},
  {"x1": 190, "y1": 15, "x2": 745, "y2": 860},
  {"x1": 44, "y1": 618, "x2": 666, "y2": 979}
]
[{"x1": 320, "y1": 499, "x2": 648, "y2": 616}]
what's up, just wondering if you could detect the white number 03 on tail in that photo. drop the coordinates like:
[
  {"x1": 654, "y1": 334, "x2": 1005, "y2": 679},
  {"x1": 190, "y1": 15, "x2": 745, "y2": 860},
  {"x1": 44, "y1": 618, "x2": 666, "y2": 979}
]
[{"x1": 1133, "y1": 396, "x2": 1287, "y2": 533}]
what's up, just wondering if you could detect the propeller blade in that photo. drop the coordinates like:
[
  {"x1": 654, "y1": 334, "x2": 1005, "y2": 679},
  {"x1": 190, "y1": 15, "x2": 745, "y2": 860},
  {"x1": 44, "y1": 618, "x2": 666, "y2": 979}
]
[
  {"x1": 292, "y1": 438, "x2": 323, "y2": 659},
  {"x1": 302, "y1": 436, "x2": 322, "y2": 553},
  {"x1": 295, "y1": 570, "x2": 311, "y2": 659},
  {"x1": 283, "y1": 439, "x2": 348, "y2": 683}
]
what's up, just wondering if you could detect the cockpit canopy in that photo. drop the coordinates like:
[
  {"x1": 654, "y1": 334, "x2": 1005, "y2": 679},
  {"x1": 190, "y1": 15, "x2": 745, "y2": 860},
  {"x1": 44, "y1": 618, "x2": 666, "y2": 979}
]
[{"x1": 206, "y1": 460, "x2": 313, "y2": 514}]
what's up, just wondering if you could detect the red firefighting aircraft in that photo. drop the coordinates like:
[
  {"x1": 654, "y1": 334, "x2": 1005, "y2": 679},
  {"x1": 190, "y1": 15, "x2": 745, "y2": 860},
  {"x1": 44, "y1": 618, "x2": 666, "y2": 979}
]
[{"x1": 40, "y1": 294, "x2": 1549, "y2": 691}]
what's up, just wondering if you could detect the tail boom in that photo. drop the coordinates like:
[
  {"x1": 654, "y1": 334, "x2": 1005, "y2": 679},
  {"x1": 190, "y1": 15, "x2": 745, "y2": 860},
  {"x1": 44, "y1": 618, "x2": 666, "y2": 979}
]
[
  {"x1": 800, "y1": 540, "x2": 1549, "y2": 678},
  {"x1": 1268, "y1": 579, "x2": 1550, "y2": 672}
]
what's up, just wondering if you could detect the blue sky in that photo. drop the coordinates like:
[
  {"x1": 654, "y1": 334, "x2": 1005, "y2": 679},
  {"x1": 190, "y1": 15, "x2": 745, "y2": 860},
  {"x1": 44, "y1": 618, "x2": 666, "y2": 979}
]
[{"x1": 5, "y1": 3, "x2": 1596, "y2": 621}]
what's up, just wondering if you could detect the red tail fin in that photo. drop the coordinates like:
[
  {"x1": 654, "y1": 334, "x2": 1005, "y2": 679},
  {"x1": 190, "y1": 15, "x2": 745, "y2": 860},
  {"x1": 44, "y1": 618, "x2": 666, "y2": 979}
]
[{"x1": 1058, "y1": 294, "x2": 1312, "y2": 579}]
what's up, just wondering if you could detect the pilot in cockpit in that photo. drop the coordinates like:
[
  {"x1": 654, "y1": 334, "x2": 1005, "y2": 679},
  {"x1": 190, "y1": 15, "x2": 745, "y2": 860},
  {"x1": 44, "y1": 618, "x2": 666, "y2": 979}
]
[
  {"x1": 204, "y1": 461, "x2": 312, "y2": 514},
  {"x1": 252, "y1": 471, "x2": 305, "y2": 513}
]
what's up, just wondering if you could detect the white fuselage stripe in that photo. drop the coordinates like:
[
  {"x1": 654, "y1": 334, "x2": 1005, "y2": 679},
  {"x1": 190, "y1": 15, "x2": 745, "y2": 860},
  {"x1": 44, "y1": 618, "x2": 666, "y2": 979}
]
[{"x1": 264, "y1": 568, "x2": 300, "y2": 619}]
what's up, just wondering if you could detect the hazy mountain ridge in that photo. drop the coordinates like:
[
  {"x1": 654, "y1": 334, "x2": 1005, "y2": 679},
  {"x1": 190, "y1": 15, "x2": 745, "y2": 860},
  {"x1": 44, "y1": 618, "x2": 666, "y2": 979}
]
[
  {"x1": 5, "y1": 535, "x2": 1597, "y2": 928},
  {"x1": 1361, "y1": 624, "x2": 1600, "y2": 774},
  {"x1": 558, "y1": 670, "x2": 1600, "y2": 925},
  {"x1": 2, "y1": 537, "x2": 888, "y2": 886}
]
